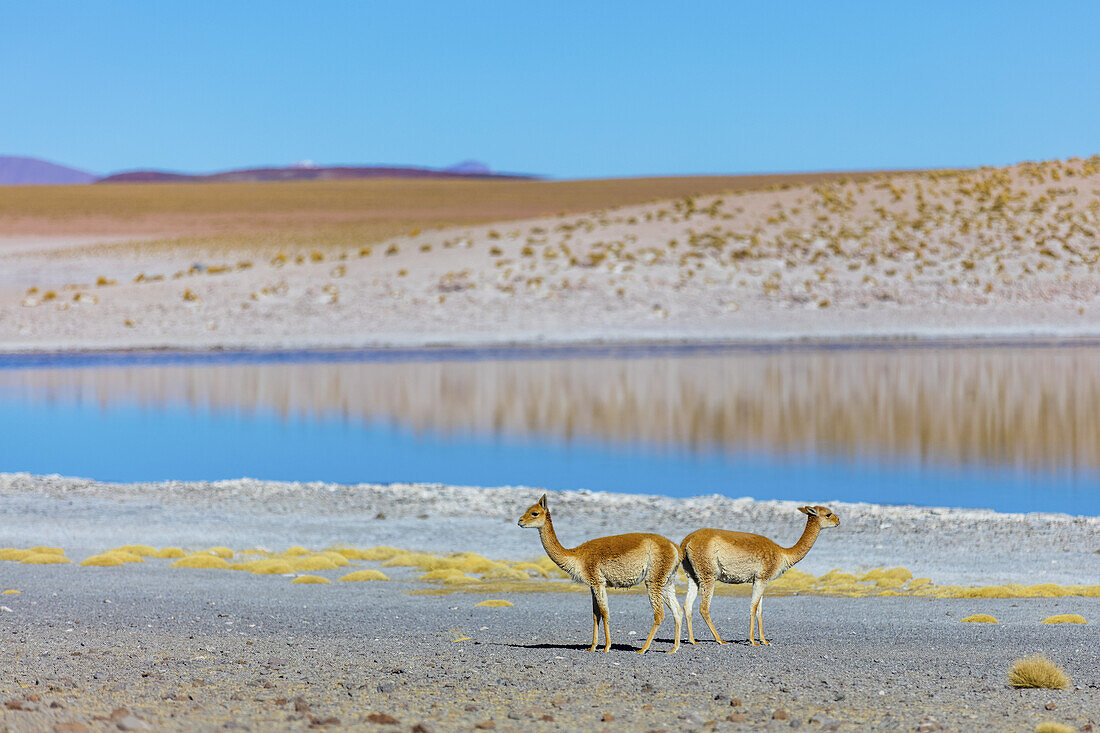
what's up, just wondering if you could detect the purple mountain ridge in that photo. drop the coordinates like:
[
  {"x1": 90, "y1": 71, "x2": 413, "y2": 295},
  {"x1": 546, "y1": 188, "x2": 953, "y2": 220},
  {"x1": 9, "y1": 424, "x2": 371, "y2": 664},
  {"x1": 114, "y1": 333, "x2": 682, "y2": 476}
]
[
  {"x1": 0, "y1": 156, "x2": 534, "y2": 185},
  {"x1": 0, "y1": 155, "x2": 97, "y2": 185}
]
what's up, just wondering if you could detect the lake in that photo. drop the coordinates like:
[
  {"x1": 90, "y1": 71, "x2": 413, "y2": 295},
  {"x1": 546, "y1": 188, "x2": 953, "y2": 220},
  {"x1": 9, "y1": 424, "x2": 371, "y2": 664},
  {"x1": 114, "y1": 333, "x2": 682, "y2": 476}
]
[{"x1": 1, "y1": 342, "x2": 1098, "y2": 515}]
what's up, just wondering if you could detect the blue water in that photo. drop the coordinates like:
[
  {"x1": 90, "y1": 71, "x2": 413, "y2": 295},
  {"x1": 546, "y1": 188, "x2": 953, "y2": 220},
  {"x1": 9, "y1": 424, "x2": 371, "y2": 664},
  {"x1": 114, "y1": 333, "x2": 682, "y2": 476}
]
[{"x1": 1, "y1": 394, "x2": 1095, "y2": 515}]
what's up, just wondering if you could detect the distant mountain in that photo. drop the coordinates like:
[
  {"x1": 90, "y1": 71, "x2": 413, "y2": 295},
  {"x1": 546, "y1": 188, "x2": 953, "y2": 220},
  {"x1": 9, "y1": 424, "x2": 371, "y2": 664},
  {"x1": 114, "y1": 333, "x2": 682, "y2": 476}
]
[
  {"x1": 98, "y1": 162, "x2": 534, "y2": 184},
  {"x1": 0, "y1": 155, "x2": 97, "y2": 185},
  {"x1": 445, "y1": 160, "x2": 493, "y2": 175}
]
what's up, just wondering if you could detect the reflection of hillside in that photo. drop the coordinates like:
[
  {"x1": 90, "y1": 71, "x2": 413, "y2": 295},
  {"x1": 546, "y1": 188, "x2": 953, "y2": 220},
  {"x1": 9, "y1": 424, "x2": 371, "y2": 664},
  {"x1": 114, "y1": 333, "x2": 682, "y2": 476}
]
[{"x1": 2, "y1": 348, "x2": 1098, "y2": 470}]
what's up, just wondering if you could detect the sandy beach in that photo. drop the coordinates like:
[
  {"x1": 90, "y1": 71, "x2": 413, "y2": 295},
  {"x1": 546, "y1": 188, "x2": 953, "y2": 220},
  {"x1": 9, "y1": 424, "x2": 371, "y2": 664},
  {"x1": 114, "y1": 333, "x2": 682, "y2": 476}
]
[
  {"x1": 2, "y1": 475, "x2": 1098, "y2": 732},
  {"x1": 2, "y1": 158, "x2": 1099, "y2": 352}
]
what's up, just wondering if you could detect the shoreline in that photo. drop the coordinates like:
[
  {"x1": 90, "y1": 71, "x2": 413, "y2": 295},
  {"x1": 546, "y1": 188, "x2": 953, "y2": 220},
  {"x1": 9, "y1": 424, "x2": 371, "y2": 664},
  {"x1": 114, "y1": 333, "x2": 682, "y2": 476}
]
[
  {"x1": 3, "y1": 330, "x2": 1100, "y2": 363},
  {"x1": 3, "y1": 474, "x2": 1098, "y2": 587}
]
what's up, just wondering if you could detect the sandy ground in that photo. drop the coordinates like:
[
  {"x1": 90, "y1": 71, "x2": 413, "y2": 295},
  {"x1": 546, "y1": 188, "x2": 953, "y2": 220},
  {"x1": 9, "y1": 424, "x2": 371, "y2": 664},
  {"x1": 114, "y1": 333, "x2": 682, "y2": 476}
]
[
  {"x1": 2, "y1": 158, "x2": 1099, "y2": 352},
  {"x1": 2, "y1": 476, "x2": 1099, "y2": 732}
]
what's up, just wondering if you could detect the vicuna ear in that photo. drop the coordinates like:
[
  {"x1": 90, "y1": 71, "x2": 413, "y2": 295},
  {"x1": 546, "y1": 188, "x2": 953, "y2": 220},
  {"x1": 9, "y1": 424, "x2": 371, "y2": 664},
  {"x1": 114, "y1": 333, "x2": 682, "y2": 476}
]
[
  {"x1": 798, "y1": 505, "x2": 818, "y2": 516},
  {"x1": 538, "y1": 494, "x2": 548, "y2": 510}
]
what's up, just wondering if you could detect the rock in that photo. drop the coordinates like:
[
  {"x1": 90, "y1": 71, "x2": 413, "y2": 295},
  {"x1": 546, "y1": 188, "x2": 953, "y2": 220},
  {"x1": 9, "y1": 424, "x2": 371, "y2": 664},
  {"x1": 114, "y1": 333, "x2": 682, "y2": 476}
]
[
  {"x1": 729, "y1": 698, "x2": 742, "y2": 707},
  {"x1": 377, "y1": 681, "x2": 395, "y2": 693},
  {"x1": 602, "y1": 713, "x2": 615, "y2": 722},
  {"x1": 507, "y1": 711, "x2": 523, "y2": 720},
  {"x1": 465, "y1": 704, "x2": 478, "y2": 712},
  {"x1": 773, "y1": 709, "x2": 789, "y2": 721},
  {"x1": 411, "y1": 724, "x2": 436, "y2": 733},
  {"x1": 541, "y1": 715, "x2": 555, "y2": 723},
  {"x1": 5, "y1": 700, "x2": 26, "y2": 710},
  {"x1": 53, "y1": 724, "x2": 89, "y2": 733},
  {"x1": 116, "y1": 716, "x2": 152, "y2": 731},
  {"x1": 364, "y1": 712, "x2": 398, "y2": 724},
  {"x1": 641, "y1": 683, "x2": 656, "y2": 694},
  {"x1": 1045, "y1": 703, "x2": 1057, "y2": 710},
  {"x1": 790, "y1": 718, "x2": 803, "y2": 729},
  {"x1": 293, "y1": 698, "x2": 311, "y2": 713},
  {"x1": 475, "y1": 721, "x2": 496, "y2": 730},
  {"x1": 308, "y1": 716, "x2": 340, "y2": 727},
  {"x1": 728, "y1": 713, "x2": 747, "y2": 723}
]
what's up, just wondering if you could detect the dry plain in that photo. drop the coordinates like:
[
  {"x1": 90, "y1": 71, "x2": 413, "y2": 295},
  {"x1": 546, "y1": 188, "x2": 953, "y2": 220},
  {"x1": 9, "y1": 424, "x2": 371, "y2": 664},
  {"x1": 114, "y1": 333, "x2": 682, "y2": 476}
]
[{"x1": 1, "y1": 475, "x2": 1099, "y2": 733}]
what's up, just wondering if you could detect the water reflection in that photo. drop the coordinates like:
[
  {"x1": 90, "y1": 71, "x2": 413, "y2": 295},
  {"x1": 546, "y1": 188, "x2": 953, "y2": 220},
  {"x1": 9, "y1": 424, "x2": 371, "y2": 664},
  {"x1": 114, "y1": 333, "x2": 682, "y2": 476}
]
[{"x1": 1, "y1": 345, "x2": 1098, "y2": 472}]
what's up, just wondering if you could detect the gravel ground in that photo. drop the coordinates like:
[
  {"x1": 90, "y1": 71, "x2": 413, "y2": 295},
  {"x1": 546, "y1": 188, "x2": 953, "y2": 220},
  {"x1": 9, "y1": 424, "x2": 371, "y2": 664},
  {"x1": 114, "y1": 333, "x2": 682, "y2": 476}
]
[
  {"x1": 1, "y1": 475, "x2": 1099, "y2": 732},
  {"x1": 1, "y1": 568, "x2": 1097, "y2": 733}
]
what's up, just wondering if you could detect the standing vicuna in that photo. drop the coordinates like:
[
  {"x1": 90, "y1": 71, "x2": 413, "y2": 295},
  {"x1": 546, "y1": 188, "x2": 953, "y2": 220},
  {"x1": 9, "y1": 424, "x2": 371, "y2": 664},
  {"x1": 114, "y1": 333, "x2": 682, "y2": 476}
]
[
  {"x1": 517, "y1": 494, "x2": 682, "y2": 654},
  {"x1": 681, "y1": 505, "x2": 840, "y2": 646}
]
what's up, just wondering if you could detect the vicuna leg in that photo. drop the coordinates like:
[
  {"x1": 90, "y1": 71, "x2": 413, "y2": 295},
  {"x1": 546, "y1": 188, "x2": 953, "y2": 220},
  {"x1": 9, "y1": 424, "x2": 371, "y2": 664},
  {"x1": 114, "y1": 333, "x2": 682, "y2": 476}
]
[
  {"x1": 588, "y1": 588, "x2": 600, "y2": 652},
  {"x1": 699, "y1": 576, "x2": 727, "y2": 645},
  {"x1": 683, "y1": 572, "x2": 699, "y2": 645},
  {"x1": 594, "y1": 584, "x2": 611, "y2": 652},
  {"x1": 755, "y1": 593, "x2": 769, "y2": 645},
  {"x1": 638, "y1": 581, "x2": 665, "y2": 654},
  {"x1": 662, "y1": 580, "x2": 683, "y2": 654},
  {"x1": 749, "y1": 578, "x2": 766, "y2": 646}
]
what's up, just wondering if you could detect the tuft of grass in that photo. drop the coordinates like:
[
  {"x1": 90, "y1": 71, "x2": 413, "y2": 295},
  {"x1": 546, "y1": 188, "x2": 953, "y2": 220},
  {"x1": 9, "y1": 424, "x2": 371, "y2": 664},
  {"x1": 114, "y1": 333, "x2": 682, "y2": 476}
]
[
  {"x1": 111, "y1": 545, "x2": 158, "y2": 557},
  {"x1": 474, "y1": 599, "x2": 514, "y2": 607},
  {"x1": 339, "y1": 569, "x2": 389, "y2": 582},
  {"x1": 1008, "y1": 655, "x2": 1071, "y2": 689},
  {"x1": 290, "y1": 575, "x2": 330, "y2": 584},
  {"x1": 154, "y1": 547, "x2": 186, "y2": 559},
  {"x1": 170, "y1": 554, "x2": 231, "y2": 569},
  {"x1": 1041, "y1": 614, "x2": 1087, "y2": 624},
  {"x1": 961, "y1": 614, "x2": 999, "y2": 623},
  {"x1": 19, "y1": 553, "x2": 72, "y2": 565},
  {"x1": 1035, "y1": 723, "x2": 1075, "y2": 733}
]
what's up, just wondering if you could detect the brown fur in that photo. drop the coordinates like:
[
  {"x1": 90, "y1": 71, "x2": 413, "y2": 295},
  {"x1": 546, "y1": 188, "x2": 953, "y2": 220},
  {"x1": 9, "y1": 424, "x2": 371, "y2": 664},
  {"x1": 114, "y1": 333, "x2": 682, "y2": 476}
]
[
  {"x1": 518, "y1": 494, "x2": 682, "y2": 654},
  {"x1": 680, "y1": 505, "x2": 840, "y2": 646}
]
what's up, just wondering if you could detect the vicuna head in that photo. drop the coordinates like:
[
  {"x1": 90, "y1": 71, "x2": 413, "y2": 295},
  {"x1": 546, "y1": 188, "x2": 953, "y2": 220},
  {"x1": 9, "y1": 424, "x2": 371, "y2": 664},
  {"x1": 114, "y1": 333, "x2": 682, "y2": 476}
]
[
  {"x1": 798, "y1": 505, "x2": 841, "y2": 527},
  {"x1": 518, "y1": 494, "x2": 550, "y2": 529}
]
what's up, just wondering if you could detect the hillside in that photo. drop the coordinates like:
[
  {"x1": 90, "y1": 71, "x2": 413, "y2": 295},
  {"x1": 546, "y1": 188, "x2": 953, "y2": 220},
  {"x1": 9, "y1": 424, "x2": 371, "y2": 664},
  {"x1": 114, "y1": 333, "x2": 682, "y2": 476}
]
[
  {"x1": 2, "y1": 157, "x2": 1097, "y2": 351},
  {"x1": 0, "y1": 155, "x2": 96, "y2": 185}
]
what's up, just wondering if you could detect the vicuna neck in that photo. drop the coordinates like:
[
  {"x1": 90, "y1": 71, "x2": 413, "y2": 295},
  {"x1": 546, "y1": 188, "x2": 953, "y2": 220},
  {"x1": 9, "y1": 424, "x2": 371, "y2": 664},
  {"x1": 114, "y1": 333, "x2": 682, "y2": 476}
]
[
  {"x1": 538, "y1": 513, "x2": 573, "y2": 569},
  {"x1": 783, "y1": 516, "x2": 822, "y2": 566}
]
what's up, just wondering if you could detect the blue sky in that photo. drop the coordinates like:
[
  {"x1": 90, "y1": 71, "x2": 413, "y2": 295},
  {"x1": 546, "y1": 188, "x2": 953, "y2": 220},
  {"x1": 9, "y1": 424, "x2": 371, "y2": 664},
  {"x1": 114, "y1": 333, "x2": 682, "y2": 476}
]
[{"x1": 3, "y1": 2, "x2": 1099, "y2": 178}]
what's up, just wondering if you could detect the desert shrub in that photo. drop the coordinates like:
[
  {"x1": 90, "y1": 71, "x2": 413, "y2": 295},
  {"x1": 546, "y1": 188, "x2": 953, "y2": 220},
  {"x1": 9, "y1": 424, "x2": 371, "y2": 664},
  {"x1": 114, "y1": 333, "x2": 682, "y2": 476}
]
[{"x1": 1008, "y1": 655, "x2": 1070, "y2": 689}]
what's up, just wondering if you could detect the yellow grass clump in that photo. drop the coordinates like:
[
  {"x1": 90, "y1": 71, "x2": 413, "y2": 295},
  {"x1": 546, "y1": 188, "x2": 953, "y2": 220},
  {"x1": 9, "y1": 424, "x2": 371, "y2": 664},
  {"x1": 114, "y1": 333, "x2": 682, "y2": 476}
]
[
  {"x1": 859, "y1": 567, "x2": 914, "y2": 588},
  {"x1": 961, "y1": 614, "x2": 999, "y2": 623},
  {"x1": 1008, "y1": 655, "x2": 1071, "y2": 690},
  {"x1": 111, "y1": 545, "x2": 158, "y2": 557},
  {"x1": 205, "y1": 546, "x2": 234, "y2": 559},
  {"x1": 419, "y1": 569, "x2": 472, "y2": 581},
  {"x1": 339, "y1": 570, "x2": 389, "y2": 582},
  {"x1": 1035, "y1": 722, "x2": 1075, "y2": 733},
  {"x1": 170, "y1": 554, "x2": 231, "y2": 569},
  {"x1": 20, "y1": 553, "x2": 72, "y2": 565},
  {"x1": 2, "y1": 590, "x2": 20, "y2": 595},
  {"x1": 315, "y1": 551, "x2": 351, "y2": 567},
  {"x1": 351, "y1": 546, "x2": 405, "y2": 561},
  {"x1": 26, "y1": 546, "x2": 66, "y2": 556},
  {"x1": 239, "y1": 559, "x2": 293, "y2": 575},
  {"x1": 480, "y1": 566, "x2": 530, "y2": 582},
  {"x1": 80, "y1": 551, "x2": 144, "y2": 567},
  {"x1": 510, "y1": 562, "x2": 549, "y2": 578},
  {"x1": 281, "y1": 546, "x2": 312, "y2": 557},
  {"x1": 769, "y1": 568, "x2": 816, "y2": 591},
  {"x1": 291, "y1": 555, "x2": 340, "y2": 572},
  {"x1": 1041, "y1": 614, "x2": 1087, "y2": 624},
  {"x1": 0, "y1": 548, "x2": 33, "y2": 562},
  {"x1": 154, "y1": 547, "x2": 186, "y2": 559},
  {"x1": 291, "y1": 575, "x2": 330, "y2": 584},
  {"x1": 475, "y1": 599, "x2": 514, "y2": 607}
]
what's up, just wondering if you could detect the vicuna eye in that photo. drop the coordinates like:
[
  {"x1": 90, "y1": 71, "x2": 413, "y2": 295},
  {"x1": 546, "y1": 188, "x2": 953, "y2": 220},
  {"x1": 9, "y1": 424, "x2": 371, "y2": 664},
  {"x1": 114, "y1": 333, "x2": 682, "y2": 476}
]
[{"x1": 531, "y1": 511, "x2": 540, "y2": 516}]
